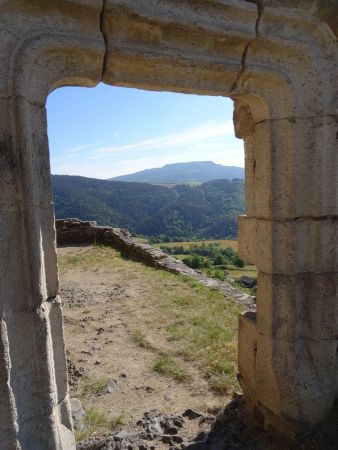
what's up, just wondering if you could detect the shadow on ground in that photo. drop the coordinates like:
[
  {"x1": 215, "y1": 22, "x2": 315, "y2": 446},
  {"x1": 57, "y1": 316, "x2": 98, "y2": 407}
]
[
  {"x1": 190, "y1": 396, "x2": 338, "y2": 450},
  {"x1": 77, "y1": 395, "x2": 338, "y2": 450}
]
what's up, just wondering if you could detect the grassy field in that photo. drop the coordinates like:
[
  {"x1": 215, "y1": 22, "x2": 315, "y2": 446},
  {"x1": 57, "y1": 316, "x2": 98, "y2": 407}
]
[
  {"x1": 153, "y1": 239, "x2": 257, "y2": 285},
  {"x1": 59, "y1": 245, "x2": 243, "y2": 403},
  {"x1": 153, "y1": 239, "x2": 238, "y2": 252}
]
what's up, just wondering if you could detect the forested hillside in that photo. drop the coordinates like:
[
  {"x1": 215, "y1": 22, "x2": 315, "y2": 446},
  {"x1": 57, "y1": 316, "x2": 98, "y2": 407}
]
[{"x1": 52, "y1": 175, "x2": 244, "y2": 240}]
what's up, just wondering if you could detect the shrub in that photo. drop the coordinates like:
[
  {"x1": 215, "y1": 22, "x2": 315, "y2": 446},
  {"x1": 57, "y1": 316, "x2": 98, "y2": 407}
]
[
  {"x1": 213, "y1": 254, "x2": 225, "y2": 266},
  {"x1": 182, "y1": 255, "x2": 207, "y2": 269},
  {"x1": 232, "y1": 255, "x2": 245, "y2": 268}
]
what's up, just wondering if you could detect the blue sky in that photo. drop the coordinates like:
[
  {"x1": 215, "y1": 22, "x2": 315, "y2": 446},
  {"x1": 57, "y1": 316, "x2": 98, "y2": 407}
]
[{"x1": 46, "y1": 83, "x2": 244, "y2": 179}]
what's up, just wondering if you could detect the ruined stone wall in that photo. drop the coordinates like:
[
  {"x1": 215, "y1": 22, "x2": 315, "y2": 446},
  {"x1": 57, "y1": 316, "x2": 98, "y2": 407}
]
[
  {"x1": 56, "y1": 219, "x2": 255, "y2": 309},
  {"x1": 0, "y1": 1, "x2": 337, "y2": 448}
]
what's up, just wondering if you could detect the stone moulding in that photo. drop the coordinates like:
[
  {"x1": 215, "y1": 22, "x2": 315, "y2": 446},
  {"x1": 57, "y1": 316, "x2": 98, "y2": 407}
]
[{"x1": 0, "y1": 0, "x2": 337, "y2": 448}]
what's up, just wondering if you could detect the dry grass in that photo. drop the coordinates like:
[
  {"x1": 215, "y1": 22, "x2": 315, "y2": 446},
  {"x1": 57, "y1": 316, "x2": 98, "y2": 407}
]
[
  {"x1": 58, "y1": 244, "x2": 125, "y2": 274},
  {"x1": 153, "y1": 239, "x2": 238, "y2": 251},
  {"x1": 60, "y1": 245, "x2": 243, "y2": 397},
  {"x1": 153, "y1": 353, "x2": 191, "y2": 382},
  {"x1": 229, "y1": 266, "x2": 257, "y2": 280},
  {"x1": 80, "y1": 377, "x2": 111, "y2": 397},
  {"x1": 75, "y1": 408, "x2": 125, "y2": 441},
  {"x1": 158, "y1": 276, "x2": 242, "y2": 393},
  {"x1": 131, "y1": 329, "x2": 157, "y2": 351}
]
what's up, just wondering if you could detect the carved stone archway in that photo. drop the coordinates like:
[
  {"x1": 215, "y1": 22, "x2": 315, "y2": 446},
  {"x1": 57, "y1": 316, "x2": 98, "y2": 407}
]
[{"x1": 0, "y1": 1, "x2": 337, "y2": 448}]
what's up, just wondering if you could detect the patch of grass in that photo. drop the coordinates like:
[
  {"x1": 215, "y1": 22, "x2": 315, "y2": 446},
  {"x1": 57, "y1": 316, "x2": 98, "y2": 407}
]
[
  {"x1": 81, "y1": 377, "x2": 111, "y2": 397},
  {"x1": 153, "y1": 354, "x2": 191, "y2": 382},
  {"x1": 167, "y1": 321, "x2": 185, "y2": 341},
  {"x1": 230, "y1": 280, "x2": 256, "y2": 296},
  {"x1": 163, "y1": 277, "x2": 242, "y2": 393},
  {"x1": 179, "y1": 275, "x2": 204, "y2": 291},
  {"x1": 173, "y1": 296, "x2": 191, "y2": 306},
  {"x1": 110, "y1": 412, "x2": 126, "y2": 428},
  {"x1": 206, "y1": 268, "x2": 226, "y2": 281},
  {"x1": 75, "y1": 408, "x2": 125, "y2": 441},
  {"x1": 131, "y1": 330, "x2": 157, "y2": 351},
  {"x1": 229, "y1": 266, "x2": 258, "y2": 279},
  {"x1": 58, "y1": 246, "x2": 124, "y2": 273}
]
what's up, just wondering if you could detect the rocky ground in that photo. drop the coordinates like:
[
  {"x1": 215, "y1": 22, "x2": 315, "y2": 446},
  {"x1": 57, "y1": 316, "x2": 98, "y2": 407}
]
[{"x1": 59, "y1": 245, "x2": 338, "y2": 450}]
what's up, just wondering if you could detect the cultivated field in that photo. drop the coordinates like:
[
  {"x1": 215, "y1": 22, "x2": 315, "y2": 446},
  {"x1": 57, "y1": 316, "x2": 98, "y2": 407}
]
[
  {"x1": 153, "y1": 239, "x2": 257, "y2": 287},
  {"x1": 153, "y1": 239, "x2": 238, "y2": 251}
]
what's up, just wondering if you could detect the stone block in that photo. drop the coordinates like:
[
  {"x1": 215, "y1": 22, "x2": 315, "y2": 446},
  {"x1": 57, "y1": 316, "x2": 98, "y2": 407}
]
[
  {"x1": 103, "y1": 0, "x2": 257, "y2": 94},
  {"x1": 255, "y1": 329, "x2": 337, "y2": 428},
  {"x1": 238, "y1": 215, "x2": 338, "y2": 274},
  {"x1": 253, "y1": 272, "x2": 337, "y2": 425},
  {"x1": 0, "y1": 303, "x2": 73, "y2": 449},
  {"x1": 0, "y1": 0, "x2": 105, "y2": 103},
  {"x1": 243, "y1": 115, "x2": 338, "y2": 219},
  {"x1": 256, "y1": 272, "x2": 338, "y2": 341}
]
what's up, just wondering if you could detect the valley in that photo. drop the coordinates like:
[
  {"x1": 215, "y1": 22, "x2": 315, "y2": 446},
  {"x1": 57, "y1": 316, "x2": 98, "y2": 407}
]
[{"x1": 52, "y1": 175, "x2": 244, "y2": 241}]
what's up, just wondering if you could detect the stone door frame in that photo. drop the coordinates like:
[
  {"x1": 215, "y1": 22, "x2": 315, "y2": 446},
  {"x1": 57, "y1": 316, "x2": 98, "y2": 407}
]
[{"x1": 0, "y1": 1, "x2": 337, "y2": 448}]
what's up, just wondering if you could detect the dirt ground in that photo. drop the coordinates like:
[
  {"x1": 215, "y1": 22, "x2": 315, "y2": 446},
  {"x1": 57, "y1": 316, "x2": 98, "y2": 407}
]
[
  {"x1": 59, "y1": 245, "x2": 233, "y2": 445},
  {"x1": 59, "y1": 245, "x2": 338, "y2": 450}
]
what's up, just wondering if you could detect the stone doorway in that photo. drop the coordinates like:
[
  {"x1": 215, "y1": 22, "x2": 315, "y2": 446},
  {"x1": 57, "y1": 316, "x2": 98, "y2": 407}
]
[{"x1": 0, "y1": 1, "x2": 337, "y2": 448}]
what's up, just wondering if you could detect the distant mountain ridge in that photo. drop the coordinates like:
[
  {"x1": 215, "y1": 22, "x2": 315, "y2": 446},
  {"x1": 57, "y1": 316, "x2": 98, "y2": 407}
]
[
  {"x1": 52, "y1": 175, "x2": 244, "y2": 240},
  {"x1": 111, "y1": 161, "x2": 244, "y2": 184}
]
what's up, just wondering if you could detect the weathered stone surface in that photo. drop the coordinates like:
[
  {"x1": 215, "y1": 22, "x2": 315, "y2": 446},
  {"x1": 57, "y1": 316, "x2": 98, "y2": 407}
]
[
  {"x1": 0, "y1": 1, "x2": 337, "y2": 447},
  {"x1": 238, "y1": 215, "x2": 338, "y2": 274},
  {"x1": 238, "y1": 311, "x2": 257, "y2": 408}
]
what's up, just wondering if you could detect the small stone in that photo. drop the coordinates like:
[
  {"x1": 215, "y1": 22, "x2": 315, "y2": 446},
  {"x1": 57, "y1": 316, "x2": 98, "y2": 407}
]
[
  {"x1": 75, "y1": 366, "x2": 85, "y2": 377},
  {"x1": 148, "y1": 417, "x2": 162, "y2": 434},
  {"x1": 171, "y1": 435, "x2": 183, "y2": 443},
  {"x1": 182, "y1": 409, "x2": 202, "y2": 419},
  {"x1": 70, "y1": 398, "x2": 87, "y2": 431},
  {"x1": 195, "y1": 431, "x2": 207, "y2": 441},
  {"x1": 198, "y1": 416, "x2": 214, "y2": 425},
  {"x1": 115, "y1": 430, "x2": 132, "y2": 441},
  {"x1": 173, "y1": 418, "x2": 184, "y2": 428},
  {"x1": 106, "y1": 379, "x2": 118, "y2": 393},
  {"x1": 165, "y1": 426, "x2": 178, "y2": 435},
  {"x1": 161, "y1": 435, "x2": 173, "y2": 444}
]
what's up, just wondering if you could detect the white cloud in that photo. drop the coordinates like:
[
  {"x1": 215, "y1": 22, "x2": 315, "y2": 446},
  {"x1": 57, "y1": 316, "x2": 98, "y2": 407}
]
[
  {"x1": 88, "y1": 120, "x2": 235, "y2": 157},
  {"x1": 51, "y1": 118, "x2": 244, "y2": 178},
  {"x1": 63, "y1": 143, "x2": 100, "y2": 154}
]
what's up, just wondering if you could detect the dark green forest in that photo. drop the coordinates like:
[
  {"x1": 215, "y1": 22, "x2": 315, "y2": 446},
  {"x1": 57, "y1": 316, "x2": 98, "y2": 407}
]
[{"x1": 52, "y1": 175, "x2": 244, "y2": 240}]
